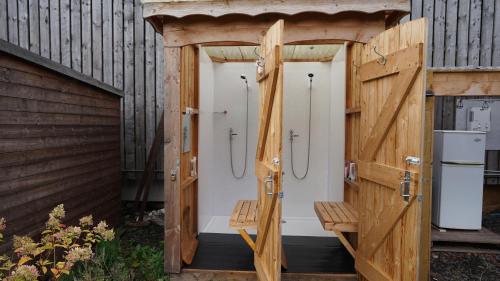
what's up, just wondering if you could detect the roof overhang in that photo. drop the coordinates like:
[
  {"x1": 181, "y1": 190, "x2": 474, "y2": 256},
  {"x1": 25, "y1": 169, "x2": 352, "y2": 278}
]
[
  {"x1": 143, "y1": 0, "x2": 410, "y2": 32},
  {"x1": 142, "y1": 0, "x2": 410, "y2": 19}
]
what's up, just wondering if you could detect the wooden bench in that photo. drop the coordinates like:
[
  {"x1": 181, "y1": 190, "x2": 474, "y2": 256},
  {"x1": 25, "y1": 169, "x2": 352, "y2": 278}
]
[
  {"x1": 314, "y1": 201, "x2": 358, "y2": 257},
  {"x1": 229, "y1": 200, "x2": 288, "y2": 268},
  {"x1": 230, "y1": 200, "x2": 258, "y2": 230}
]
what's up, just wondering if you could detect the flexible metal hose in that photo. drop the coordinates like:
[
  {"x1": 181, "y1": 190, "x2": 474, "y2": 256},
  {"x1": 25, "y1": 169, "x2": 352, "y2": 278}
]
[
  {"x1": 229, "y1": 82, "x2": 249, "y2": 179},
  {"x1": 290, "y1": 79, "x2": 312, "y2": 180}
]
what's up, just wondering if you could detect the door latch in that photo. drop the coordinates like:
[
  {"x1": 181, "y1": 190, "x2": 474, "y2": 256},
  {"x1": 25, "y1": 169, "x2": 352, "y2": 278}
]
[
  {"x1": 170, "y1": 169, "x2": 177, "y2": 182},
  {"x1": 405, "y1": 156, "x2": 421, "y2": 166},
  {"x1": 264, "y1": 171, "x2": 274, "y2": 196},
  {"x1": 400, "y1": 170, "x2": 411, "y2": 202}
]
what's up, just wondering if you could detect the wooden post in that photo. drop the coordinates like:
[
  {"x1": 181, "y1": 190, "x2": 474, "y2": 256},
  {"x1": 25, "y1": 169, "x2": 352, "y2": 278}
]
[{"x1": 164, "y1": 46, "x2": 182, "y2": 273}]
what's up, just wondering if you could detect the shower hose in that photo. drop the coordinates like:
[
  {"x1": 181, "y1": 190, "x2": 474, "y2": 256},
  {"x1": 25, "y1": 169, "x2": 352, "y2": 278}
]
[
  {"x1": 290, "y1": 80, "x2": 312, "y2": 180},
  {"x1": 229, "y1": 83, "x2": 249, "y2": 179}
]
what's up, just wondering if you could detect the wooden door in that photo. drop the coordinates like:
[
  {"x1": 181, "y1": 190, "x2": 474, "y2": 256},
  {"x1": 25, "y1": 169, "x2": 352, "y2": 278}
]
[
  {"x1": 179, "y1": 45, "x2": 199, "y2": 265},
  {"x1": 254, "y1": 20, "x2": 284, "y2": 281},
  {"x1": 355, "y1": 18, "x2": 428, "y2": 281}
]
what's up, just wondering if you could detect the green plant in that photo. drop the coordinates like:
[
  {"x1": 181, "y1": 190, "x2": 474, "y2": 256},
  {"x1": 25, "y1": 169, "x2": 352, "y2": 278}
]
[
  {"x1": 127, "y1": 245, "x2": 167, "y2": 281},
  {"x1": 60, "y1": 239, "x2": 133, "y2": 281},
  {"x1": 0, "y1": 205, "x2": 114, "y2": 280}
]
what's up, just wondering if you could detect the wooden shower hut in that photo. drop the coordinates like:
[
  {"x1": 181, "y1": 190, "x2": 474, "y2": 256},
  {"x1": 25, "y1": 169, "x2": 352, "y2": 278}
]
[
  {"x1": 143, "y1": 1, "x2": 432, "y2": 280},
  {"x1": 0, "y1": 40, "x2": 122, "y2": 252}
]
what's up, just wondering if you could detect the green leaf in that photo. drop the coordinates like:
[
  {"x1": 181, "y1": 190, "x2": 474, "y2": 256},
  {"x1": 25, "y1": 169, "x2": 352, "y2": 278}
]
[{"x1": 18, "y1": 256, "x2": 32, "y2": 265}]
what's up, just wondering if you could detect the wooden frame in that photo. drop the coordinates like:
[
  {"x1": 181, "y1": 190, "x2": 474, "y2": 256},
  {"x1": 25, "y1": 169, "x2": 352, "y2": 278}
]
[
  {"x1": 144, "y1": 1, "x2": 431, "y2": 280},
  {"x1": 427, "y1": 68, "x2": 500, "y2": 97}
]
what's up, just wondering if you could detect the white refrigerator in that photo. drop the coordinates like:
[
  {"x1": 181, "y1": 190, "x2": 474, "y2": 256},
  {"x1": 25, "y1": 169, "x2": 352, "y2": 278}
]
[{"x1": 432, "y1": 130, "x2": 486, "y2": 230}]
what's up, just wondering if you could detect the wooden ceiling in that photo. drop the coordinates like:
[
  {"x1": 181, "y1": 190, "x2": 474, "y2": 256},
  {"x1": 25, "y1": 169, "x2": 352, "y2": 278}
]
[{"x1": 203, "y1": 45, "x2": 342, "y2": 63}]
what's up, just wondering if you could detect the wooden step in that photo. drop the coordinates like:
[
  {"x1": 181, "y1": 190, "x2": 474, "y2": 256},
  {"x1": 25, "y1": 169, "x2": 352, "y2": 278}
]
[
  {"x1": 314, "y1": 201, "x2": 358, "y2": 233},
  {"x1": 229, "y1": 200, "x2": 258, "y2": 230}
]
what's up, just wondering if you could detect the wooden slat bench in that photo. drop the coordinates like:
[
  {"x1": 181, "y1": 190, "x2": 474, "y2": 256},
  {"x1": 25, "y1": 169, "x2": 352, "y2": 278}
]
[
  {"x1": 230, "y1": 200, "x2": 258, "y2": 230},
  {"x1": 229, "y1": 200, "x2": 288, "y2": 268},
  {"x1": 314, "y1": 201, "x2": 358, "y2": 257}
]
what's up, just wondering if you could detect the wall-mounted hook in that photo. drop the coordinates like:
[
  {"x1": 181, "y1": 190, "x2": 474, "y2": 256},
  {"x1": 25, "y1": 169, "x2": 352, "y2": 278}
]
[
  {"x1": 373, "y1": 46, "x2": 387, "y2": 65},
  {"x1": 254, "y1": 47, "x2": 265, "y2": 75}
]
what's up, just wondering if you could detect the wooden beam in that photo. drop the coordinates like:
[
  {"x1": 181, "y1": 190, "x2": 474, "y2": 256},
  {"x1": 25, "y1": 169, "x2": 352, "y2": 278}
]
[
  {"x1": 428, "y1": 70, "x2": 500, "y2": 96},
  {"x1": 256, "y1": 67, "x2": 280, "y2": 161},
  {"x1": 143, "y1": 0, "x2": 410, "y2": 19},
  {"x1": 358, "y1": 161, "x2": 419, "y2": 191},
  {"x1": 360, "y1": 66, "x2": 420, "y2": 161},
  {"x1": 164, "y1": 47, "x2": 181, "y2": 274},
  {"x1": 359, "y1": 43, "x2": 423, "y2": 81},
  {"x1": 238, "y1": 229, "x2": 256, "y2": 251},
  {"x1": 136, "y1": 111, "x2": 164, "y2": 220},
  {"x1": 355, "y1": 256, "x2": 392, "y2": 281},
  {"x1": 333, "y1": 230, "x2": 356, "y2": 258},
  {"x1": 159, "y1": 13, "x2": 386, "y2": 47},
  {"x1": 358, "y1": 198, "x2": 415, "y2": 258}
]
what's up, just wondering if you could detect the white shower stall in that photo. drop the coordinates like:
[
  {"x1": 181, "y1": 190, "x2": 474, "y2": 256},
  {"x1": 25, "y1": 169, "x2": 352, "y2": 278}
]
[{"x1": 198, "y1": 45, "x2": 346, "y2": 237}]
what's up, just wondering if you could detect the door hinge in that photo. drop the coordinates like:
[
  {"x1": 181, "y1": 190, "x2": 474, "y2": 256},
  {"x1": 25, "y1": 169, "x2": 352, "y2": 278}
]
[
  {"x1": 400, "y1": 170, "x2": 411, "y2": 202},
  {"x1": 417, "y1": 194, "x2": 424, "y2": 202},
  {"x1": 278, "y1": 192, "x2": 284, "y2": 199},
  {"x1": 405, "y1": 156, "x2": 421, "y2": 166}
]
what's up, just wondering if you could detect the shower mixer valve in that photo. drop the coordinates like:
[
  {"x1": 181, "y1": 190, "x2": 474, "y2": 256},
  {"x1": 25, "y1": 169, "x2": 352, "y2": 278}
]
[{"x1": 289, "y1": 130, "x2": 299, "y2": 141}]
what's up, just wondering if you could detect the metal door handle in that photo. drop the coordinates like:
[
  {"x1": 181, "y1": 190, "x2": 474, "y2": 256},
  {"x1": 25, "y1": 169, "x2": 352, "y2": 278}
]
[
  {"x1": 400, "y1": 171, "x2": 411, "y2": 202},
  {"x1": 264, "y1": 174, "x2": 273, "y2": 196}
]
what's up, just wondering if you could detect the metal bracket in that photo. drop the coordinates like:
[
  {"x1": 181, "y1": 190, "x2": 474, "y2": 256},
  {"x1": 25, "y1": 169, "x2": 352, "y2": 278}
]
[
  {"x1": 405, "y1": 156, "x2": 421, "y2": 166},
  {"x1": 170, "y1": 169, "x2": 177, "y2": 182},
  {"x1": 264, "y1": 171, "x2": 274, "y2": 196},
  {"x1": 400, "y1": 170, "x2": 411, "y2": 202}
]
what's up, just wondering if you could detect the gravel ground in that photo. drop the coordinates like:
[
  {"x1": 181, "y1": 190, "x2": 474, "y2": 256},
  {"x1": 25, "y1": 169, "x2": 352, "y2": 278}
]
[{"x1": 430, "y1": 212, "x2": 500, "y2": 281}]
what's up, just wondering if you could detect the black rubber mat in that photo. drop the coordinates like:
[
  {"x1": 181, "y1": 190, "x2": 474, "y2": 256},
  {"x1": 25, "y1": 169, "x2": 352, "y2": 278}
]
[{"x1": 183, "y1": 233, "x2": 355, "y2": 273}]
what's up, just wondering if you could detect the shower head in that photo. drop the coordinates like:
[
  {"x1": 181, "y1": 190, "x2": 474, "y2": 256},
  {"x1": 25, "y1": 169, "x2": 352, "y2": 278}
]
[
  {"x1": 240, "y1": 74, "x2": 248, "y2": 85},
  {"x1": 308, "y1": 73, "x2": 314, "y2": 78}
]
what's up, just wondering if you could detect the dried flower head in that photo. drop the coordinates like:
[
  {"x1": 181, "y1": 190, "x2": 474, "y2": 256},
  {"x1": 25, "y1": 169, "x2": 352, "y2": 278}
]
[
  {"x1": 46, "y1": 204, "x2": 65, "y2": 229},
  {"x1": 65, "y1": 226, "x2": 82, "y2": 238},
  {"x1": 50, "y1": 204, "x2": 65, "y2": 220},
  {"x1": 79, "y1": 215, "x2": 93, "y2": 227},
  {"x1": 93, "y1": 221, "x2": 115, "y2": 241},
  {"x1": 64, "y1": 246, "x2": 93, "y2": 270},
  {"x1": 7, "y1": 265, "x2": 39, "y2": 281},
  {"x1": 12, "y1": 236, "x2": 37, "y2": 257}
]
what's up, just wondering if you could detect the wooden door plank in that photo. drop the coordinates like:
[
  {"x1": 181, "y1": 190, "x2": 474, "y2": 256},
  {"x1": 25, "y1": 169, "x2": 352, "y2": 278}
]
[
  {"x1": 359, "y1": 43, "x2": 423, "y2": 81},
  {"x1": 164, "y1": 47, "x2": 182, "y2": 273},
  {"x1": 360, "y1": 66, "x2": 421, "y2": 161},
  {"x1": 255, "y1": 65, "x2": 280, "y2": 161},
  {"x1": 359, "y1": 198, "x2": 415, "y2": 258},
  {"x1": 356, "y1": 256, "x2": 391, "y2": 281},
  {"x1": 255, "y1": 181, "x2": 279, "y2": 255},
  {"x1": 358, "y1": 160, "x2": 419, "y2": 191}
]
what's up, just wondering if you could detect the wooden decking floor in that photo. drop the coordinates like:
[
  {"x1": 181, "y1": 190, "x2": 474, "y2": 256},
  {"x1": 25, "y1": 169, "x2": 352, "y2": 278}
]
[{"x1": 183, "y1": 233, "x2": 355, "y2": 273}]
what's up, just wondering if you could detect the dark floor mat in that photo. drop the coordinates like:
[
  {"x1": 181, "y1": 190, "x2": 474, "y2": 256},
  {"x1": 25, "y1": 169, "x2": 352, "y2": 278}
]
[{"x1": 184, "y1": 233, "x2": 355, "y2": 273}]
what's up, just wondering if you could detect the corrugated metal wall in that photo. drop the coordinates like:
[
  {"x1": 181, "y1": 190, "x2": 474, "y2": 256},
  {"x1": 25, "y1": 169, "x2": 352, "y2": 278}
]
[
  {"x1": 0, "y1": 0, "x2": 164, "y2": 188},
  {"x1": 0, "y1": 0, "x2": 498, "y2": 187}
]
